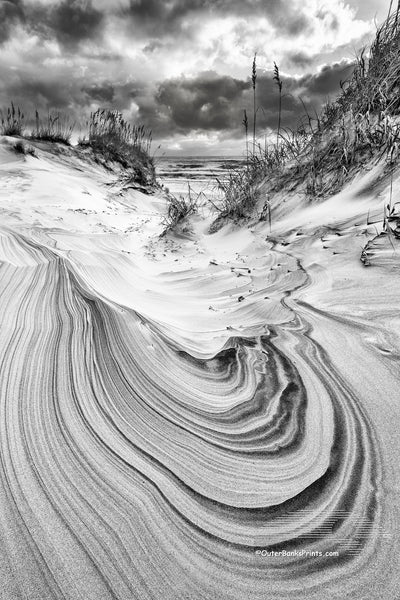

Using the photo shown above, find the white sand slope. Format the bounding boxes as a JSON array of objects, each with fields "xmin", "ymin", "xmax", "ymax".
[{"xmin": 0, "ymin": 137, "xmax": 400, "ymax": 599}]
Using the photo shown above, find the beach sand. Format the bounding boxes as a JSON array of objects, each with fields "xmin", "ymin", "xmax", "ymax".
[{"xmin": 0, "ymin": 136, "xmax": 399, "ymax": 599}]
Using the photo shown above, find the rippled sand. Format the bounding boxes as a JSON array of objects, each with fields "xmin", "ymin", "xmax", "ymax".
[{"xmin": 1, "ymin": 139, "xmax": 399, "ymax": 599}]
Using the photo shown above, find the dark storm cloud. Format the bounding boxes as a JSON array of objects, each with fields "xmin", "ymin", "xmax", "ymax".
[
  {"xmin": 45, "ymin": 0, "xmax": 105, "ymax": 47},
  {"xmin": 0, "ymin": 0, "xmax": 25, "ymax": 43},
  {"xmin": 253, "ymin": 61, "xmax": 356, "ymax": 131},
  {"xmin": 1, "ymin": 66, "xmax": 141, "ymax": 115},
  {"xmin": 2, "ymin": 0, "xmax": 105, "ymax": 49},
  {"xmin": 149, "ymin": 61, "xmax": 356, "ymax": 137},
  {"xmin": 0, "ymin": 0, "xmax": 358, "ymax": 145},
  {"xmin": 287, "ymin": 51, "xmax": 314, "ymax": 69},
  {"xmin": 299, "ymin": 60, "xmax": 355, "ymax": 96},
  {"xmin": 82, "ymin": 82, "xmax": 115, "ymax": 103},
  {"xmin": 122, "ymin": 0, "xmax": 311, "ymax": 37},
  {"xmin": 1, "ymin": 0, "xmax": 310, "ymax": 47},
  {"xmin": 285, "ymin": 13, "xmax": 310, "ymax": 36},
  {"xmin": 39, "ymin": 0, "xmax": 104, "ymax": 48},
  {"xmin": 154, "ymin": 72, "xmax": 250, "ymax": 133},
  {"xmin": 0, "ymin": 50, "xmax": 356, "ymax": 141},
  {"xmin": 4, "ymin": 75, "xmax": 84, "ymax": 112}
]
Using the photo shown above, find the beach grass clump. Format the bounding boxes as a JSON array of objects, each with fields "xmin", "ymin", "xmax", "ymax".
[
  {"xmin": 30, "ymin": 110, "xmax": 74, "ymax": 145},
  {"xmin": 0, "ymin": 103, "xmax": 25, "ymax": 136},
  {"xmin": 81, "ymin": 109, "xmax": 155, "ymax": 185},
  {"xmin": 162, "ymin": 186, "xmax": 199, "ymax": 234},
  {"xmin": 213, "ymin": 168, "xmax": 259, "ymax": 219},
  {"xmin": 12, "ymin": 140, "xmax": 26, "ymax": 154},
  {"xmin": 12, "ymin": 140, "xmax": 37, "ymax": 157},
  {"xmin": 211, "ymin": 130, "xmax": 303, "ymax": 222},
  {"xmin": 87, "ymin": 109, "xmax": 152, "ymax": 155}
]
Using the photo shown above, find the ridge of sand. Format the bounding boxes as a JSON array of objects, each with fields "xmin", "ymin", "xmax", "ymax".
[{"xmin": 0, "ymin": 137, "xmax": 399, "ymax": 599}]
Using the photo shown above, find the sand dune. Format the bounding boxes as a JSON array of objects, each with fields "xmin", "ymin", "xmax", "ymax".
[{"xmin": 1, "ymin": 138, "xmax": 399, "ymax": 599}]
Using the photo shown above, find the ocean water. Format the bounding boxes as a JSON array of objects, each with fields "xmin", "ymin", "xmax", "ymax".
[{"xmin": 155, "ymin": 156, "xmax": 245, "ymax": 201}]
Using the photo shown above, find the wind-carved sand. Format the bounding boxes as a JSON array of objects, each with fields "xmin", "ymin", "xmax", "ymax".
[{"xmin": 0, "ymin": 137, "xmax": 400, "ymax": 599}]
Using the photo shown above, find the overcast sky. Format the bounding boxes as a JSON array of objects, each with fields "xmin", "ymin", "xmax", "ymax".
[{"xmin": 0, "ymin": 0, "xmax": 391, "ymax": 155}]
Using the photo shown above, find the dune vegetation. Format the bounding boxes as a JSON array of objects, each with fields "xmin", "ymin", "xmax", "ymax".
[
  {"xmin": 160, "ymin": 185, "xmax": 201, "ymax": 234},
  {"xmin": 0, "ymin": 105, "xmax": 156, "ymax": 187},
  {"xmin": 214, "ymin": 4, "xmax": 400, "ymax": 222},
  {"xmin": 79, "ymin": 109, "xmax": 156, "ymax": 186},
  {"xmin": 31, "ymin": 110, "xmax": 75, "ymax": 145}
]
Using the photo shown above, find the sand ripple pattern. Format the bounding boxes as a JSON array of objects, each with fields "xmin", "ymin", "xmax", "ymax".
[{"xmin": 0, "ymin": 226, "xmax": 382, "ymax": 599}]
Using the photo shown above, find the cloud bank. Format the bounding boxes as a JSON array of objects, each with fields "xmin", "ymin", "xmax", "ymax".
[{"xmin": 0, "ymin": 0, "xmax": 382, "ymax": 153}]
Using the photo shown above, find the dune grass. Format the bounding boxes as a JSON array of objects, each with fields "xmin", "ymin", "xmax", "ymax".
[
  {"xmin": 213, "ymin": 170, "xmax": 259, "ymax": 219},
  {"xmin": 161, "ymin": 185, "xmax": 200, "ymax": 234},
  {"xmin": 30, "ymin": 110, "xmax": 74, "ymax": 145},
  {"xmin": 86, "ymin": 109, "xmax": 152, "ymax": 155},
  {"xmin": 0, "ymin": 103, "xmax": 25, "ymax": 136},
  {"xmin": 1, "ymin": 105, "xmax": 74, "ymax": 145},
  {"xmin": 80, "ymin": 109, "xmax": 155, "ymax": 185},
  {"xmin": 0, "ymin": 103, "xmax": 156, "ymax": 188},
  {"xmin": 215, "ymin": 3, "xmax": 400, "ymax": 222}
]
